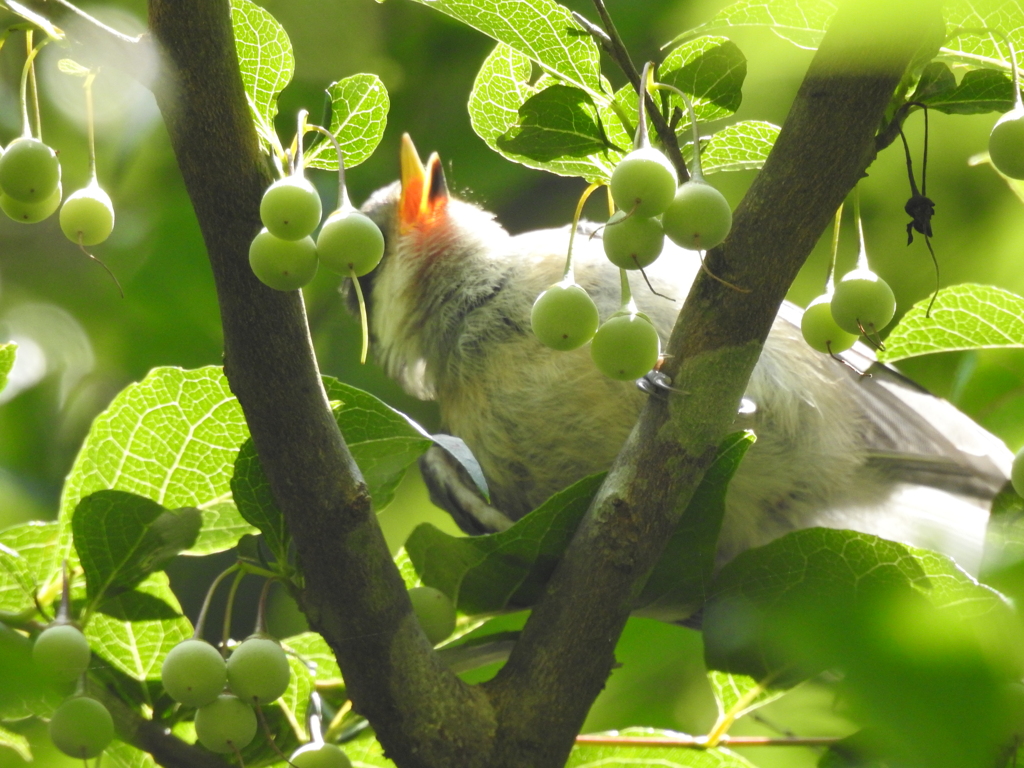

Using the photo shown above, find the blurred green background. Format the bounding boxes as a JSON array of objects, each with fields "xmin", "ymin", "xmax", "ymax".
[{"xmin": 0, "ymin": 0, "xmax": 1022, "ymax": 765}]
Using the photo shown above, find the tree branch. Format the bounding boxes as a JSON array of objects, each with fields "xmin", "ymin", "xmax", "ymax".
[
  {"xmin": 143, "ymin": 2, "xmax": 494, "ymax": 767},
  {"xmin": 483, "ymin": 0, "xmax": 942, "ymax": 765}
]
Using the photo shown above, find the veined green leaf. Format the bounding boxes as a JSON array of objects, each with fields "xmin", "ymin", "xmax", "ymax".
[
  {"xmin": 687, "ymin": 120, "xmax": 781, "ymax": 174},
  {"xmin": 84, "ymin": 572, "xmax": 191, "ymax": 682},
  {"xmin": 58, "ymin": 366, "xmax": 258, "ymax": 569},
  {"xmin": 879, "ymin": 283, "xmax": 1024, "ymax": 362},
  {"xmin": 670, "ymin": 0, "xmax": 837, "ymax": 50},
  {"xmin": 0, "ymin": 521, "xmax": 59, "ymax": 614},
  {"xmin": 940, "ymin": 5, "xmax": 1024, "ymax": 72},
  {"xmin": 497, "ymin": 84, "xmax": 615, "ymax": 162},
  {"xmin": 284, "ymin": 631, "xmax": 342, "ymax": 685},
  {"xmin": 405, "ymin": 0, "xmax": 602, "ymax": 96},
  {"xmin": 231, "ymin": 0, "xmax": 294, "ymax": 152},
  {"xmin": 304, "ymin": 74, "xmax": 389, "ymax": 170},
  {"xmin": 470, "ymin": 43, "xmax": 620, "ymax": 182},
  {"xmin": 707, "ymin": 670, "xmax": 787, "ymax": 723},
  {"xmin": 913, "ymin": 62, "xmax": 1017, "ymax": 114},
  {"xmin": 0, "ymin": 343, "xmax": 15, "ymax": 395},
  {"xmin": 0, "ymin": 724, "xmax": 29, "ymax": 762},
  {"xmin": 105, "ymin": 740, "xmax": 159, "ymax": 768},
  {"xmin": 73, "ymin": 490, "xmax": 200, "ymax": 607},
  {"xmin": 660, "ymin": 36, "xmax": 747, "ymax": 125}
]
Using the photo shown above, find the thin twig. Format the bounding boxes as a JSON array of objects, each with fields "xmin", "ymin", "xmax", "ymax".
[{"xmin": 586, "ymin": 0, "xmax": 689, "ymax": 182}]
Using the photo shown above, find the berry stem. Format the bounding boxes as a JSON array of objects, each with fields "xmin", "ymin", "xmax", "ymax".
[
  {"xmin": 349, "ymin": 265, "xmax": 369, "ymax": 364},
  {"xmin": 221, "ymin": 569, "xmax": 246, "ymax": 655},
  {"xmin": 83, "ymin": 70, "xmax": 98, "ymax": 183},
  {"xmin": 853, "ymin": 186, "xmax": 869, "ymax": 272},
  {"xmin": 304, "ymin": 122, "xmax": 349, "ymax": 212},
  {"xmin": 618, "ymin": 267, "xmax": 636, "ymax": 313},
  {"xmin": 306, "ymin": 692, "xmax": 326, "ymax": 747},
  {"xmin": 650, "ymin": 82, "xmax": 703, "ymax": 181},
  {"xmin": 633, "ymin": 62, "xmax": 653, "ymax": 150},
  {"xmin": 19, "ymin": 33, "xmax": 47, "ymax": 139},
  {"xmin": 26, "ymin": 33, "xmax": 41, "ymax": 141},
  {"xmin": 563, "ymin": 182, "xmax": 602, "ymax": 281},
  {"xmin": 194, "ymin": 564, "xmax": 240, "ymax": 641},
  {"xmin": 56, "ymin": 560, "xmax": 71, "ymax": 624},
  {"xmin": 825, "ymin": 202, "xmax": 844, "ymax": 294},
  {"xmin": 296, "ymin": 109, "xmax": 306, "ymax": 173},
  {"xmin": 254, "ymin": 577, "xmax": 274, "ymax": 635}
]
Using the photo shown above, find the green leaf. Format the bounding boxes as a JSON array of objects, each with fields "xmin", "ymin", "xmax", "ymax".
[
  {"xmin": 497, "ymin": 85, "xmax": 615, "ymax": 162},
  {"xmin": 305, "ymin": 74, "xmax": 390, "ymax": 170},
  {"xmin": 981, "ymin": 484, "xmax": 1024, "ymax": 579},
  {"xmin": 914, "ymin": 62, "xmax": 1017, "ymax": 115},
  {"xmin": 0, "ymin": 723, "xmax": 30, "ymax": 762},
  {"xmin": 940, "ymin": 6, "xmax": 1024, "ymax": 72},
  {"xmin": 84, "ymin": 572, "xmax": 192, "ymax": 682},
  {"xmin": 394, "ymin": 547, "xmax": 422, "ymax": 590},
  {"xmin": 406, "ymin": 473, "xmax": 605, "ymax": 614},
  {"xmin": 278, "ymin": 655, "xmax": 315, "ymax": 742},
  {"xmin": 105, "ymin": 740, "xmax": 159, "ymax": 768},
  {"xmin": 0, "ymin": 342, "xmax": 15, "ymax": 395},
  {"xmin": 671, "ymin": 0, "xmax": 837, "ymax": 50},
  {"xmin": 703, "ymin": 527, "xmax": 1016, "ymax": 682},
  {"xmin": 232, "ymin": 378, "xmax": 433, "ymax": 560},
  {"xmin": 230, "ymin": 0, "xmax": 294, "ymax": 152},
  {"xmin": 0, "ymin": 521, "xmax": 59, "ymax": 613},
  {"xmin": 568, "ymin": 729, "xmax": 757, "ymax": 767},
  {"xmin": 693, "ymin": 120, "xmax": 781, "ymax": 174},
  {"xmin": 73, "ymin": 490, "xmax": 200, "ymax": 608},
  {"xmin": 59, "ymin": 366, "xmax": 259, "ymax": 565},
  {"xmin": 660, "ymin": 36, "xmax": 747, "ymax": 125},
  {"xmin": 405, "ymin": 0, "xmax": 602, "ymax": 96},
  {"xmin": 284, "ymin": 631, "xmax": 342, "ymax": 685},
  {"xmin": 340, "ymin": 728, "xmax": 396, "ymax": 767},
  {"xmin": 635, "ymin": 432, "xmax": 755, "ymax": 621},
  {"xmin": 707, "ymin": 670, "xmax": 786, "ymax": 722},
  {"xmin": 879, "ymin": 283, "xmax": 1024, "ymax": 362},
  {"xmin": 470, "ymin": 44, "xmax": 620, "ymax": 181}
]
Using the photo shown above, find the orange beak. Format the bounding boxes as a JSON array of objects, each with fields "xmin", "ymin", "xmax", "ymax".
[{"xmin": 399, "ymin": 133, "xmax": 449, "ymax": 234}]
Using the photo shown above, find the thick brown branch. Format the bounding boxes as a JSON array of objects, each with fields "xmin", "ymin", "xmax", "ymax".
[
  {"xmin": 484, "ymin": 0, "xmax": 942, "ymax": 766},
  {"xmin": 144, "ymin": 2, "xmax": 494, "ymax": 767}
]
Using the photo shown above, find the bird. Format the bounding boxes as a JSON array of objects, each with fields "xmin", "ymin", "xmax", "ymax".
[{"xmin": 349, "ymin": 134, "xmax": 1011, "ymax": 579}]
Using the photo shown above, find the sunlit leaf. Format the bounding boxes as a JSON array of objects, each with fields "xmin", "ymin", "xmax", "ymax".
[
  {"xmin": 913, "ymin": 62, "xmax": 1017, "ymax": 115},
  {"xmin": 497, "ymin": 85, "xmax": 615, "ymax": 161},
  {"xmin": 284, "ymin": 631, "xmax": 342, "ymax": 685},
  {"xmin": 707, "ymin": 670, "xmax": 786, "ymax": 722},
  {"xmin": 230, "ymin": 0, "xmax": 294, "ymax": 151},
  {"xmin": 73, "ymin": 490, "xmax": 200, "ymax": 607},
  {"xmin": 405, "ymin": 0, "xmax": 602, "ymax": 96},
  {"xmin": 691, "ymin": 120, "xmax": 781, "ymax": 174},
  {"xmin": 84, "ymin": 572, "xmax": 191, "ymax": 682},
  {"xmin": 0, "ymin": 723, "xmax": 29, "ymax": 762},
  {"xmin": 105, "ymin": 740, "xmax": 159, "ymax": 768},
  {"xmin": 0, "ymin": 521, "xmax": 58, "ymax": 613},
  {"xmin": 304, "ymin": 74, "xmax": 390, "ymax": 171},
  {"xmin": 879, "ymin": 283, "xmax": 1024, "ymax": 362},
  {"xmin": 940, "ymin": 5, "xmax": 1024, "ymax": 72},
  {"xmin": 660, "ymin": 36, "xmax": 747, "ymax": 125},
  {"xmin": 670, "ymin": 0, "xmax": 837, "ymax": 50},
  {"xmin": 59, "ymin": 366, "xmax": 258, "ymax": 566}
]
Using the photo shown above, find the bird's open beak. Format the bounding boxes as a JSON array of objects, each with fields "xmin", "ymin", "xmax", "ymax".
[{"xmin": 399, "ymin": 133, "xmax": 449, "ymax": 233}]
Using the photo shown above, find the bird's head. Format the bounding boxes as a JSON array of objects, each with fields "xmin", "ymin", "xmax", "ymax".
[{"xmin": 351, "ymin": 135, "xmax": 512, "ymax": 397}]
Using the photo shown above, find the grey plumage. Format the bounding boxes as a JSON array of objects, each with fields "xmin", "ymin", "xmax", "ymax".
[{"xmin": 355, "ymin": 183, "xmax": 1010, "ymax": 576}]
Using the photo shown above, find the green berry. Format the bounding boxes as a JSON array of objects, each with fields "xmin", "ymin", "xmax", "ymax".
[
  {"xmin": 1011, "ymin": 446, "xmax": 1024, "ymax": 497},
  {"xmin": 249, "ymin": 229, "xmax": 319, "ymax": 291},
  {"xmin": 610, "ymin": 147, "xmax": 678, "ymax": 217},
  {"xmin": 60, "ymin": 184, "xmax": 115, "ymax": 246},
  {"xmin": 1, "ymin": 182, "xmax": 61, "ymax": 223},
  {"xmin": 290, "ymin": 743, "xmax": 353, "ymax": 768},
  {"xmin": 662, "ymin": 180, "xmax": 732, "ymax": 251},
  {"xmin": 800, "ymin": 294, "xmax": 858, "ymax": 354},
  {"xmin": 602, "ymin": 211, "xmax": 664, "ymax": 270},
  {"xmin": 33, "ymin": 624, "xmax": 91, "ymax": 682},
  {"xmin": 226, "ymin": 636, "xmax": 290, "ymax": 704},
  {"xmin": 0, "ymin": 138, "xmax": 60, "ymax": 203},
  {"xmin": 830, "ymin": 269, "xmax": 896, "ymax": 336},
  {"xmin": 49, "ymin": 696, "xmax": 114, "ymax": 759},
  {"xmin": 531, "ymin": 281, "xmax": 600, "ymax": 351},
  {"xmin": 408, "ymin": 586, "xmax": 457, "ymax": 645},
  {"xmin": 590, "ymin": 312, "xmax": 661, "ymax": 380},
  {"xmin": 316, "ymin": 209, "xmax": 385, "ymax": 276},
  {"xmin": 260, "ymin": 175, "xmax": 323, "ymax": 241},
  {"xmin": 989, "ymin": 106, "xmax": 1024, "ymax": 180},
  {"xmin": 161, "ymin": 639, "xmax": 227, "ymax": 708},
  {"xmin": 194, "ymin": 695, "xmax": 257, "ymax": 753}
]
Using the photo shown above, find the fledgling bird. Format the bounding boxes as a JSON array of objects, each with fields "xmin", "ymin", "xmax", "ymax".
[{"xmin": 350, "ymin": 135, "xmax": 1011, "ymax": 576}]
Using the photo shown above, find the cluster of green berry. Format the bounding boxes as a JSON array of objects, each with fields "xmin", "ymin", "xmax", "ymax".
[
  {"xmin": 531, "ymin": 69, "xmax": 734, "ymax": 381},
  {"xmin": 30, "ymin": 621, "xmax": 115, "ymax": 760},
  {"xmin": 249, "ymin": 168, "xmax": 384, "ymax": 292},
  {"xmin": 0, "ymin": 135, "xmax": 115, "ymax": 245},
  {"xmin": 800, "ymin": 266, "xmax": 897, "ymax": 356}
]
